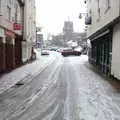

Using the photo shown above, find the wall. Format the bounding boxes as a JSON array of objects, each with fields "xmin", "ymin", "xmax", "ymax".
[
  {"xmin": 111, "ymin": 22, "xmax": 120, "ymax": 79},
  {"xmin": 22, "ymin": 41, "xmax": 32, "ymax": 62},
  {"xmin": 0, "ymin": 0, "xmax": 23, "ymax": 35},
  {"xmin": 24, "ymin": 0, "xmax": 36, "ymax": 42},
  {"xmin": 87, "ymin": 0, "xmax": 120, "ymax": 37},
  {"xmin": 22, "ymin": 0, "xmax": 36, "ymax": 62}
]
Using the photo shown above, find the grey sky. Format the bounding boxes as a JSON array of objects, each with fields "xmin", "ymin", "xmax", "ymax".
[{"xmin": 35, "ymin": 0, "xmax": 86, "ymax": 39}]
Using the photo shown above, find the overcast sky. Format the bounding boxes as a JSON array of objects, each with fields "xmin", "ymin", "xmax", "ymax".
[{"xmin": 35, "ymin": 0, "xmax": 86, "ymax": 39}]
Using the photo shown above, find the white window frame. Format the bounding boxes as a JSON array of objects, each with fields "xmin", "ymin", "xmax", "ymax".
[
  {"xmin": 7, "ymin": 0, "xmax": 12, "ymax": 8},
  {"xmin": 15, "ymin": 3, "xmax": 18, "ymax": 22},
  {"xmin": 105, "ymin": 0, "xmax": 111, "ymax": 13},
  {"xmin": 0, "ymin": 0, "xmax": 1, "ymax": 15},
  {"xmin": 97, "ymin": 0, "xmax": 100, "ymax": 19},
  {"xmin": 7, "ymin": 6, "xmax": 11, "ymax": 21}
]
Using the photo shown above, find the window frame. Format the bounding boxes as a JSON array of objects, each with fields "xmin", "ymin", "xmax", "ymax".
[
  {"xmin": 7, "ymin": 6, "xmax": 11, "ymax": 21},
  {"xmin": 105, "ymin": 0, "xmax": 111, "ymax": 13},
  {"xmin": 7, "ymin": 0, "xmax": 12, "ymax": 21}
]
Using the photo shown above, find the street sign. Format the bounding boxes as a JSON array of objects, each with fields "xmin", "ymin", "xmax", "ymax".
[{"xmin": 13, "ymin": 23, "xmax": 23, "ymax": 30}]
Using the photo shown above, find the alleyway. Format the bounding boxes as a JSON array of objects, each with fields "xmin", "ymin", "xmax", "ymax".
[{"xmin": 0, "ymin": 52, "xmax": 120, "ymax": 120}]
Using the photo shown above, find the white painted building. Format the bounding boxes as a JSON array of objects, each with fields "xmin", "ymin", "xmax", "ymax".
[
  {"xmin": 86, "ymin": 0, "xmax": 120, "ymax": 79},
  {"xmin": 22, "ymin": 0, "xmax": 36, "ymax": 62},
  {"xmin": 0, "ymin": 0, "xmax": 24, "ymax": 72},
  {"xmin": 86, "ymin": 0, "xmax": 120, "ymax": 37}
]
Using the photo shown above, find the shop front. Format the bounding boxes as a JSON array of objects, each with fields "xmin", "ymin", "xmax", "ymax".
[
  {"xmin": 15, "ymin": 35, "xmax": 22, "ymax": 67},
  {"xmin": 0, "ymin": 27, "xmax": 5, "ymax": 73},
  {"xmin": 5, "ymin": 30, "xmax": 15, "ymax": 71},
  {"xmin": 89, "ymin": 29, "xmax": 112, "ymax": 75}
]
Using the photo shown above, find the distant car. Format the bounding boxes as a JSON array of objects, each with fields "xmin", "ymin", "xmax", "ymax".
[
  {"xmin": 41, "ymin": 50, "xmax": 49, "ymax": 55},
  {"xmin": 56, "ymin": 48, "xmax": 63, "ymax": 52},
  {"xmin": 61, "ymin": 48, "xmax": 81, "ymax": 56}
]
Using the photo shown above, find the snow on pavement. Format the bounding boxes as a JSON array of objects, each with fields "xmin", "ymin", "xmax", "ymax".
[{"xmin": 0, "ymin": 50, "xmax": 57, "ymax": 94}]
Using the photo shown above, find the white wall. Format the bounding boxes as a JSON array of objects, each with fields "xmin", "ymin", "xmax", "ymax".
[
  {"xmin": 22, "ymin": 0, "xmax": 36, "ymax": 62},
  {"xmin": 22, "ymin": 41, "xmax": 33, "ymax": 62},
  {"xmin": 24, "ymin": 0, "xmax": 36, "ymax": 42},
  {"xmin": 87, "ymin": 0, "xmax": 120, "ymax": 37},
  {"xmin": 111, "ymin": 23, "xmax": 120, "ymax": 79}
]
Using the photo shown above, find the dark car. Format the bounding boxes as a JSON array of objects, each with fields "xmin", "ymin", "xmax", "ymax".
[{"xmin": 61, "ymin": 48, "xmax": 81, "ymax": 56}]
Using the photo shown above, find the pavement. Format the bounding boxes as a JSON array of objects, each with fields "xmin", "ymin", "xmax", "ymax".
[{"xmin": 0, "ymin": 49, "xmax": 56, "ymax": 94}]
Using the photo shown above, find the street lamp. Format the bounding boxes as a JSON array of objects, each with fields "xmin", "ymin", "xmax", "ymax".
[
  {"xmin": 78, "ymin": 12, "xmax": 92, "ymax": 25},
  {"xmin": 78, "ymin": 13, "xmax": 88, "ymax": 19}
]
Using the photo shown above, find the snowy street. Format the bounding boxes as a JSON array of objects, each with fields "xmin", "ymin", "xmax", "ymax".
[{"xmin": 0, "ymin": 51, "xmax": 120, "ymax": 120}]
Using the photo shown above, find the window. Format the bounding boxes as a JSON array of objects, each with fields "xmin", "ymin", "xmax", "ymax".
[
  {"xmin": 0, "ymin": 0, "xmax": 1, "ymax": 14},
  {"xmin": 106, "ymin": 0, "xmax": 110, "ymax": 9},
  {"xmin": 105, "ymin": 0, "xmax": 111, "ymax": 13},
  {"xmin": 7, "ymin": 0, "xmax": 12, "ymax": 21},
  {"xmin": 15, "ymin": 4, "xmax": 18, "ymax": 22},
  {"xmin": 7, "ymin": 0, "xmax": 12, "ymax": 8},
  {"xmin": 97, "ymin": 0, "xmax": 100, "ymax": 21},
  {"xmin": 98, "ymin": 0, "xmax": 100, "ymax": 15},
  {"xmin": 7, "ymin": 6, "xmax": 11, "ymax": 21}
]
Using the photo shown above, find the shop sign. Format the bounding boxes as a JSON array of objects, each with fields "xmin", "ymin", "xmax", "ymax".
[
  {"xmin": 5, "ymin": 30, "xmax": 14, "ymax": 37},
  {"xmin": 13, "ymin": 23, "xmax": 23, "ymax": 30},
  {"xmin": 0, "ymin": 27, "xmax": 4, "ymax": 37}
]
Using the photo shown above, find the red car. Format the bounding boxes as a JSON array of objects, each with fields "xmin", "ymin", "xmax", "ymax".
[{"xmin": 61, "ymin": 48, "xmax": 82, "ymax": 56}]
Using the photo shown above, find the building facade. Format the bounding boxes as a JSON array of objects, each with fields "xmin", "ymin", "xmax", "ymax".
[
  {"xmin": 36, "ymin": 33, "xmax": 43, "ymax": 48},
  {"xmin": 86, "ymin": 0, "xmax": 120, "ymax": 79},
  {"xmin": 0, "ymin": 0, "xmax": 24, "ymax": 73},
  {"xmin": 22, "ymin": 0, "xmax": 36, "ymax": 62},
  {"xmin": 63, "ymin": 21, "xmax": 74, "ymax": 34},
  {"xmin": 63, "ymin": 21, "xmax": 74, "ymax": 42}
]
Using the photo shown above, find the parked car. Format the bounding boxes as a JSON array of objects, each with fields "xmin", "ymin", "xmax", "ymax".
[
  {"xmin": 41, "ymin": 50, "xmax": 49, "ymax": 55},
  {"xmin": 61, "ymin": 48, "xmax": 81, "ymax": 56},
  {"xmin": 56, "ymin": 48, "xmax": 63, "ymax": 52}
]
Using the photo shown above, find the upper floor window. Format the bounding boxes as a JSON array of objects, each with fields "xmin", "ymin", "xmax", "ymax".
[
  {"xmin": 97, "ymin": 0, "xmax": 100, "ymax": 18},
  {"xmin": 15, "ymin": 3, "xmax": 18, "ymax": 22},
  {"xmin": 106, "ymin": 0, "xmax": 110, "ymax": 9},
  {"xmin": 7, "ymin": 0, "xmax": 12, "ymax": 8},
  {"xmin": 0, "ymin": 0, "xmax": 1, "ymax": 14},
  {"xmin": 7, "ymin": 0, "xmax": 12, "ymax": 21},
  {"xmin": 7, "ymin": 6, "xmax": 11, "ymax": 21},
  {"xmin": 105, "ymin": 0, "xmax": 111, "ymax": 13}
]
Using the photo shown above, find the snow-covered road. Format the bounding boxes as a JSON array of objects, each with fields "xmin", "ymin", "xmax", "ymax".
[{"xmin": 0, "ymin": 52, "xmax": 120, "ymax": 120}]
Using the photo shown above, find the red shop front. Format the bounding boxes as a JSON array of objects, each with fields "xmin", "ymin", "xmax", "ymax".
[{"xmin": 5, "ymin": 30, "xmax": 15, "ymax": 71}]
